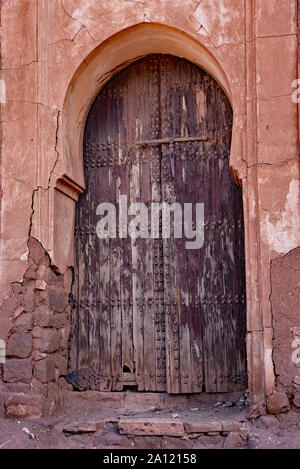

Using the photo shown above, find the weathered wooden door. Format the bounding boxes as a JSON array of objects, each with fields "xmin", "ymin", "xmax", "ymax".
[{"xmin": 68, "ymin": 55, "xmax": 247, "ymax": 394}]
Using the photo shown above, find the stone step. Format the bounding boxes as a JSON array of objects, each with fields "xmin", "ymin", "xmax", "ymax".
[
  {"xmin": 118, "ymin": 416, "xmax": 244, "ymax": 437},
  {"xmin": 118, "ymin": 418, "xmax": 185, "ymax": 437}
]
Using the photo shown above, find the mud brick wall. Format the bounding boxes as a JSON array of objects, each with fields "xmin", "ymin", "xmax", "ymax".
[
  {"xmin": 0, "ymin": 238, "xmax": 71, "ymax": 415},
  {"xmin": 271, "ymin": 247, "xmax": 300, "ymax": 409}
]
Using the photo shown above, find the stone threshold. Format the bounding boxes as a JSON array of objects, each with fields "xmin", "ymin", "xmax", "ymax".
[
  {"xmin": 118, "ymin": 416, "xmax": 244, "ymax": 437},
  {"xmin": 62, "ymin": 415, "xmax": 245, "ymax": 438}
]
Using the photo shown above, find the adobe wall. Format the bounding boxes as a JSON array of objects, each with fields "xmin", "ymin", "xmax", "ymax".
[{"xmin": 0, "ymin": 0, "xmax": 299, "ymax": 417}]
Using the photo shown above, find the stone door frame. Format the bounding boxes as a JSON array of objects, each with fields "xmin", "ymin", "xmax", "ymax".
[{"xmin": 38, "ymin": 23, "xmax": 274, "ymax": 416}]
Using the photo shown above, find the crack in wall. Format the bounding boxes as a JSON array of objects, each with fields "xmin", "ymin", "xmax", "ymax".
[
  {"xmin": 0, "ymin": 60, "xmax": 39, "ymax": 71},
  {"xmin": 61, "ymin": 0, "xmax": 97, "ymax": 42},
  {"xmin": 28, "ymin": 110, "xmax": 60, "ymax": 243},
  {"xmin": 242, "ymin": 155, "xmax": 300, "ymax": 170},
  {"xmin": 247, "ymin": 93, "xmax": 294, "ymax": 103},
  {"xmin": 49, "ymin": 25, "xmax": 85, "ymax": 47},
  {"xmin": 5, "ymin": 100, "xmax": 59, "ymax": 112},
  {"xmin": 0, "ymin": 176, "xmax": 34, "ymax": 190}
]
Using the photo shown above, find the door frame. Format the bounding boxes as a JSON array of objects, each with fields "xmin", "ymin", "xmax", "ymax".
[{"xmin": 45, "ymin": 23, "xmax": 271, "ymax": 416}]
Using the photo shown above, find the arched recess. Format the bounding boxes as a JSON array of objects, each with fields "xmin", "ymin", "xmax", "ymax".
[
  {"xmin": 48, "ymin": 22, "xmax": 266, "ymax": 413},
  {"xmin": 68, "ymin": 53, "xmax": 247, "ymax": 395}
]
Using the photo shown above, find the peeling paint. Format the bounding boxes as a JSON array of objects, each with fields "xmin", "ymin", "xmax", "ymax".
[
  {"xmin": 0, "ymin": 79, "xmax": 6, "ymax": 104},
  {"xmin": 250, "ymin": 198, "xmax": 256, "ymax": 219},
  {"xmin": 261, "ymin": 180, "xmax": 300, "ymax": 254},
  {"xmin": 20, "ymin": 249, "xmax": 29, "ymax": 261}
]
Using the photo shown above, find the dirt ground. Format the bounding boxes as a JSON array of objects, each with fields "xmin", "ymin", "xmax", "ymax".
[{"xmin": 0, "ymin": 391, "xmax": 299, "ymax": 449}]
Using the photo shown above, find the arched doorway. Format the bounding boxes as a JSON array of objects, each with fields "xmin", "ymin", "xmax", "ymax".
[{"xmin": 67, "ymin": 54, "xmax": 247, "ymax": 394}]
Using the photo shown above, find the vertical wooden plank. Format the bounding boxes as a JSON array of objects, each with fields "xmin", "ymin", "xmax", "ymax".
[
  {"xmin": 109, "ymin": 167, "xmax": 122, "ymax": 391},
  {"xmin": 120, "ymin": 163, "xmax": 135, "ymax": 379},
  {"xmin": 152, "ymin": 150, "xmax": 167, "ymax": 392},
  {"xmin": 144, "ymin": 56, "xmax": 164, "ymax": 391},
  {"xmin": 97, "ymin": 164, "xmax": 112, "ymax": 391},
  {"xmin": 70, "ymin": 184, "xmax": 90, "ymax": 372},
  {"xmin": 159, "ymin": 55, "xmax": 181, "ymax": 394},
  {"xmin": 130, "ymin": 162, "xmax": 144, "ymax": 390},
  {"xmin": 140, "ymin": 159, "xmax": 156, "ymax": 391}
]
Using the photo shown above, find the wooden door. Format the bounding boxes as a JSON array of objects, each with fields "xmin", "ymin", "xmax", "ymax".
[{"xmin": 67, "ymin": 54, "xmax": 247, "ymax": 394}]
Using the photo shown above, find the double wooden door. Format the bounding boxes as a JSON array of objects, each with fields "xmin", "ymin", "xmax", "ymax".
[{"xmin": 68, "ymin": 55, "xmax": 247, "ymax": 394}]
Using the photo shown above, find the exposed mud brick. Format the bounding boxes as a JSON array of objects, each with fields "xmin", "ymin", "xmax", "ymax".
[
  {"xmin": 35, "ymin": 280, "xmax": 47, "ymax": 291},
  {"xmin": 60, "ymin": 326, "xmax": 70, "ymax": 350},
  {"xmin": 39, "ymin": 329, "xmax": 60, "ymax": 353},
  {"xmin": 37, "ymin": 264, "xmax": 47, "ymax": 279},
  {"xmin": 4, "ymin": 393, "xmax": 43, "ymax": 418},
  {"xmin": 267, "ymin": 391, "xmax": 290, "ymax": 414},
  {"xmin": 32, "ymin": 350, "xmax": 47, "ymax": 362},
  {"xmin": 24, "ymin": 264, "xmax": 39, "ymax": 280},
  {"xmin": 224, "ymin": 432, "xmax": 245, "ymax": 449},
  {"xmin": 22, "ymin": 290, "xmax": 35, "ymax": 312},
  {"xmin": 44, "ymin": 270, "xmax": 64, "ymax": 286},
  {"xmin": 47, "ymin": 287, "xmax": 68, "ymax": 313},
  {"xmin": 32, "ymin": 326, "xmax": 42, "ymax": 338},
  {"xmin": 13, "ymin": 306, "xmax": 25, "ymax": 319},
  {"xmin": 35, "ymin": 290, "xmax": 47, "ymax": 304},
  {"xmin": 7, "ymin": 332, "xmax": 32, "ymax": 358},
  {"xmin": 184, "ymin": 420, "xmax": 223, "ymax": 433},
  {"xmin": 28, "ymin": 238, "xmax": 48, "ymax": 265},
  {"xmin": 54, "ymin": 314, "xmax": 68, "ymax": 328},
  {"xmin": 7, "ymin": 383, "xmax": 31, "ymax": 393},
  {"xmin": 119, "ymin": 418, "xmax": 185, "ymax": 437},
  {"xmin": 34, "ymin": 308, "xmax": 67, "ymax": 328},
  {"xmin": 13, "ymin": 313, "xmax": 33, "ymax": 333},
  {"xmin": 0, "ymin": 295, "xmax": 20, "ymax": 316},
  {"xmin": 3, "ymin": 358, "xmax": 32, "ymax": 383},
  {"xmin": 34, "ymin": 356, "xmax": 56, "ymax": 383},
  {"xmin": 30, "ymin": 378, "xmax": 48, "ymax": 397},
  {"xmin": 55, "ymin": 354, "xmax": 67, "ymax": 376},
  {"xmin": 271, "ymin": 248, "xmax": 300, "ymax": 393},
  {"xmin": 293, "ymin": 396, "xmax": 300, "ymax": 408},
  {"xmin": 11, "ymin": 283, "xmax": 24, "ymax": 295}
]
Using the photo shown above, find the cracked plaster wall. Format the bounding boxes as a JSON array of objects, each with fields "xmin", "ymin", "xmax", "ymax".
[{"xmin": 0, "ymin": 0, "xmax": 298, "ymax": 415}]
